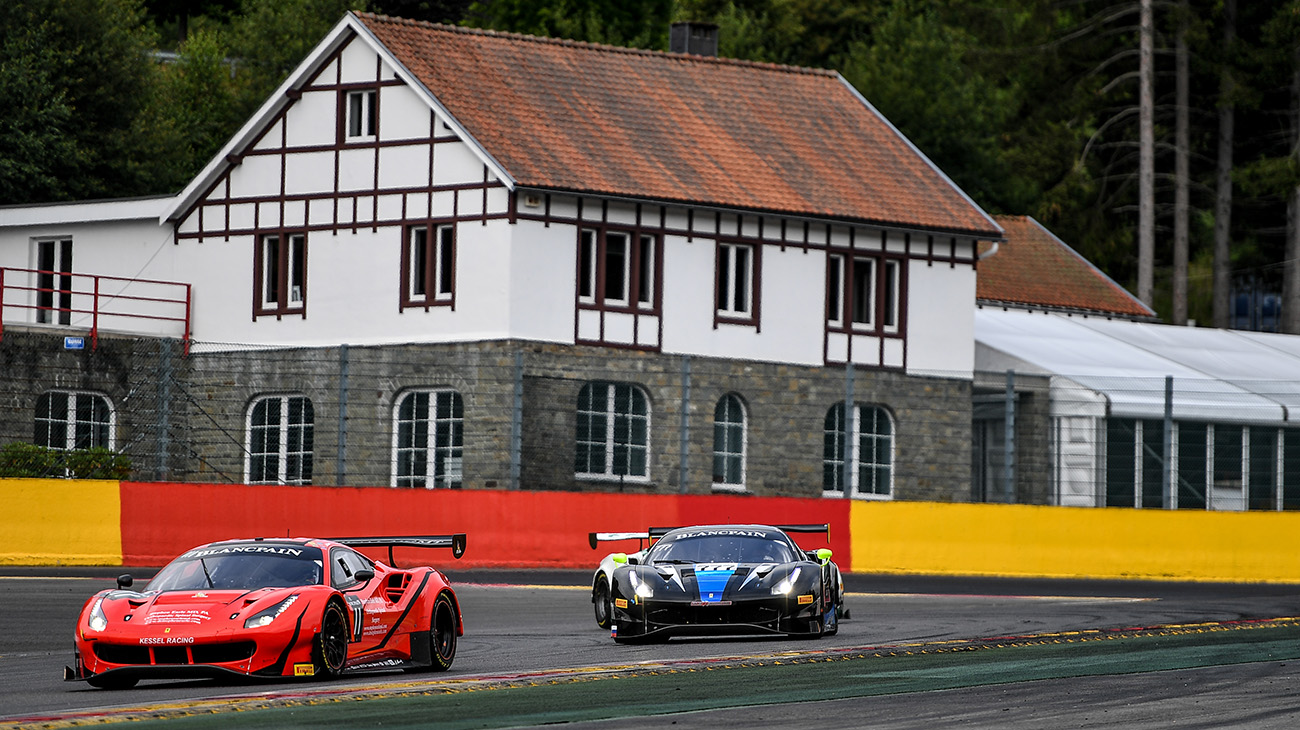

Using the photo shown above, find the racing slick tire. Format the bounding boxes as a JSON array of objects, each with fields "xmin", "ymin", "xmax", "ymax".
[
  {"xmin": 427, "ymin": 591, "xmax": 458, "ymax": 671},
  {"xmin": 313, "ymin": 599, "xmax": 350, "ymax": 678},
  {"xmin": 592, "ymin": 576, "xmax": 613, "ymax": 629},
  {"xmin": 86, "ymin": 673, "xmax": 139, "ymax": 690}
]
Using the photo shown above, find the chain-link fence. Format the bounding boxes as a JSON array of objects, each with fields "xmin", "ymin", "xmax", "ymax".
[{"xmin": 5, "ymin": 327, "xmax": 1299, "ymax": 510}]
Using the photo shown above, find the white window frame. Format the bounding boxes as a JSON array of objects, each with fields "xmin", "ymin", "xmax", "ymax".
[
  {"xmin": 712, "ymin": 393, "xmax": 748, "ymax": 491},
  {"xmin": 827, "ymin": 254, "xmax": 844, "ymax": 326},
  {"xmin": 850, "ymin": 256, "xmax": 875, "ymax": 329},
  {"xmin": 33, "ymin": 237, "xmax": 73, "ymax": 325},
  {"xmin": 407, "ymin": 224, "xmax": 455, "ymax": 304},
  {"xmin": 577, "ymin": 229, "xmax": 658, "ymax": 311},
  {"xmin": 392, "ymin": 388, "xmax": 464, "ymax": 488},
  {"xmin": 345, "ymin": 89, "xmax": 377, "ymax": 141},
  {"xmin": 35, "ymin": 390, "xmax": 114, "ymax": 450},
  {"xmin": 716, "ymin": 243, "xmax": 754, "ymax": 318},
  {"xmin": 603, "ymin": 231, "xmax": 631, "ymax": 307},
  {"xmin": 823, "ymin": 402, "xmax": 894, "ymax": 499},
  {"xmin": 578, "ymin": 229, "xmax": 597, "ymax": 303},
  {"xmin": 245, "ymin": 394, "xmax": 314, "ymax": 485},
  {"xmin": 575, "ymin": 382, "xmax": 650, "ymax": 481},
  {"xmin": 258, "ymin": 233, "xmax": 306, "ymax": 312}
]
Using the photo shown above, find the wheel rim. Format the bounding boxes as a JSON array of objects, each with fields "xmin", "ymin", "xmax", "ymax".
[
  {"xmin": 321, "ymin": 604, "xmax": 348, "ymax": 671},
  {"xmin": 433, "ymin": 598, "xmax": 456, "ymax": 661}
]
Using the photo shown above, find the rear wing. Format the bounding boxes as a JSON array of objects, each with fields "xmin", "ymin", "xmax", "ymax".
[
  {"xmin": 588, "ymin": 531, "xmax": 654, "ymax": 550},
  {"xmin": 776, "ymin": 524, "xmax": 831, "ymax": 538},
  {"xmin": 337, "ymin": 534, "xmax": 467, "ymax": 564},
  {"xmin": 590, "ymin": 523, "xmax": 829, "ymax": 550}
]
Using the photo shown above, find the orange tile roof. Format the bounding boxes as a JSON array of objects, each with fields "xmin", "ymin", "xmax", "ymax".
[
  {"xmin": 356, "ymin": 13, "xmax": 1000, "ymax": 237},
  {"xmin": 977, "ymin": 216, "xmax": 1154, "ymax": 318}
]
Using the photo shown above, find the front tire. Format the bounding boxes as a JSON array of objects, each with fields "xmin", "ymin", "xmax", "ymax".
[
  {"xmin": 593, "ymin": 576, "xmax": 612, "ymax": 629},
  {"xmin": 313, "ymin": 600, "xmax": 349, "ymax": 678}
]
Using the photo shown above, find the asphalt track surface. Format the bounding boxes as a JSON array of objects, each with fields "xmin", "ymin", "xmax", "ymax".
[{"xmin": 4, "ymin": 569, "xmax": 1300, "ymax": 728}]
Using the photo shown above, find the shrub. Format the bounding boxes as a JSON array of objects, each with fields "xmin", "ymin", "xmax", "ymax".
[{"xmin": 0, "ymin": 442, "xmax": 132, "ymax": 479}]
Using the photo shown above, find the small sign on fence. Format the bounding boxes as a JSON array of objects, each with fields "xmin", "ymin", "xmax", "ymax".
[{"xmin": 63, "ymin": 336, "xmax": 85, "ymax": 350}]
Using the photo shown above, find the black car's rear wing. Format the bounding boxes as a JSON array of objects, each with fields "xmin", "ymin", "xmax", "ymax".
[
  {"xmin": 588, "ymin": 531, "xmax": 656, "ymax": 550},
  {"xmin": 775, "ymin": 524, "xmax": 831, "ymax": 538},
  {"xmin": 591, "ymin": 523, "xmax": 830, "ymax": 550},
  {"xmin": 337, "ymin": 534, "xmax": 467, "ymax": 564}
]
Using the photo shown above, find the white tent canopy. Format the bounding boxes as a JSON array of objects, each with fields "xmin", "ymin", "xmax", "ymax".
[{"xmin": 975, "ymin": 308, "xmax": 1300, "ymax": 425}]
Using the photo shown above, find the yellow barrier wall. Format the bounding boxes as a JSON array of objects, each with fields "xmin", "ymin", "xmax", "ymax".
[
  {"xmin": 0, "ymin": 478, "xmax": 122, "ymax": 565},
  {"xmin": 851, "ymin": 500, "xmax": 1300, "ymax": 582}
]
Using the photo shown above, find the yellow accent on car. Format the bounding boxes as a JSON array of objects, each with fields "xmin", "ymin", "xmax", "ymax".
[
  {"xmin": 797, "ymin": 594, "xmax": 814, "ymax": 604},
  {"xmin": 614, "ymin": 598, "xmax": 628, "ymax": 609},
  {"xmin": 294, "ymin": 663, "xmax": 315, "ymax": 676}
]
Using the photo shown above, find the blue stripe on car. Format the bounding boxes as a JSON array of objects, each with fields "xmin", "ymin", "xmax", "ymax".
[{"xmin": 695, "ymin": 570, "xmax": 732, "ymax": 602}]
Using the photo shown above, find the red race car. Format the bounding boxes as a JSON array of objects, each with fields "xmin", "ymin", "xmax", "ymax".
[{"xmin": 66, "ymin": 534, "xmax": 466, "ymax": 689}]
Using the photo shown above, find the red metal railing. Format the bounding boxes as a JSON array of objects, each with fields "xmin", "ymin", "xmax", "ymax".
[{"xmin": 0, "ymin": 267, "xmax": 192, "ymax": 354}]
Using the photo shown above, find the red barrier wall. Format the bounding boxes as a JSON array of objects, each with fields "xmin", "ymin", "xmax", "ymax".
[{"xmin": 120, "ymin": 483, "xmax": 850, "ymax": 570}]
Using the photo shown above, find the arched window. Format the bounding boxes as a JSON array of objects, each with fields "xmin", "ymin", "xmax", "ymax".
[
  {"xmin": 575, "ymin": 382, "xmax": 649, "ymax": 479},
  {"xmin": 712, "ymin": 393, "xmax": 747, "ymax": 489},
  {"xmin": 35, "ymin": 390, "xmax": 113, "ymax": 450},
  {"xmin": 393, "ymin": 389, "xmax": 464, "ymax": 488},
  {"xmin": 824, "ymin": 403, "xmax": 893, "ymax": 498},
  {"xmin": 246, "ymin": 395, "xmax": 314, "ymax": 485}
]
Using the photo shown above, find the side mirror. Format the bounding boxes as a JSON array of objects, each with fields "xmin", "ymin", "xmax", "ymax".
[
  {"xmin": 354, "ymin": 569, "xmax": 375, "ymax": 583},
  {"xmin": 116, "ymin": 574, "xmax": 133, "ymax": 590},
  {"xmin": 612, "ymin": 553, "xmax": 628, "ymax": 565},
  {"xmin": 816, "ymin": 548, "xmax": 833, "ymax": 563}
]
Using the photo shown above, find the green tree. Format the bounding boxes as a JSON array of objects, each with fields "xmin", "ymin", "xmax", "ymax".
[
  {"xmin": 838, "ymin": 4, "xmax": 1016, "ymax": 211},
  {"xmin": 0, "ymin": 0, "xmax": 158, "ymax": 204},
  {"xmin": 135, "ymin": 28, "xmax": 243, "ymax": 192},
  {"xmin": 226, "ymin": 0, "xmax": 366, "ymax": 118},
  {"xmin": 466, "ymin": 0, "xmax": 673, "ymax": 49}
]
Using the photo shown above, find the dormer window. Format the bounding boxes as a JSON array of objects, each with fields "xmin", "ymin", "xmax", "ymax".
[{"xmin": 345, "ymin": 89, "xmax": 376, "ymax": 141}]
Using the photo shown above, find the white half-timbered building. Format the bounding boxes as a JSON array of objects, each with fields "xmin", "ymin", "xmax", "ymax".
[{"xmin": 0, "ymin": 13, "xmax": 1004, "ymax": 498}]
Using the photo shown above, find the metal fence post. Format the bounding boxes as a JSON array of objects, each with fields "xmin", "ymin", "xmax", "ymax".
[
  {"xmin": 678, "ymin": 355, "xmax": 691, "ymax": 494},
  {"xmin": 336, "ymin": 344, "xmax": 349, "ymax": 486},
  {"xmin": 511, "ymin": 350, "xmax": 523, "ymax": 490},
  {"xmin": 154, "ymin": 338, "xmax": 173, "ymax": 481},
  {"xmin": 1163, "ymin": 375, "xmax": 1173, "ymax": 509},
  {"xmin": 843, "ymin": 363, "xmax": 855, "ymax": 494},
  {"xmin": 1004, "ymin": 369, "xmax": 1016, "ymax": 502}
]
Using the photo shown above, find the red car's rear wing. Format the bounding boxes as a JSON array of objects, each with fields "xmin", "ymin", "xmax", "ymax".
[{"xmin": 337, "ymin": 534, "xmax": 467, "ymax": 564}]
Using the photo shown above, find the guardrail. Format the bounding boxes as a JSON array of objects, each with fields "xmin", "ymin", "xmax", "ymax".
[{"xmin": 0, "ymin": 267, "xmax": 191, "ymax": 353}]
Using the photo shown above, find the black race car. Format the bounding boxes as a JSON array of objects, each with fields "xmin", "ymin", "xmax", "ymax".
[{"xmin": 607, "ymin": 524, "xmax": 845, "ymax": 643}]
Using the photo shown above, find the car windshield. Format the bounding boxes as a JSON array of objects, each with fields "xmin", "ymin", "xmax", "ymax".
[
  {"xmin": 146, "ymin": 544, "xmax": 324, "ymax": 592},
  {"xmin": 647, "ymin": 530, "xmax": 798, "ymax": 564}
]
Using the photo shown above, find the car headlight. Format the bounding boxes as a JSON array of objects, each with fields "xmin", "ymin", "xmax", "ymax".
[
  {"xmin": 243, "ymin": 594, "xmax": 300, "ymax": 629},
  {"xmin": 629, "ymin": 571, "xmax": 653, "ymax": 599},
  {"xmin": 88, "ymin": 597, "xmax": 108, "ymax": 632},
  {"xmin": 771, "ymin": 567, "xmax": 801, "ymax": 596}
]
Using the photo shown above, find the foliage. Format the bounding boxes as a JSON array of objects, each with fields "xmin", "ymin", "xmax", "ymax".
[
  {"xmin": 0, "ymin": 0, "xmax": 158, "ymax": 204},
  {"xmin": 0, "ymin": 443, "xmax": 131, "ymax": 479},
  {"xmin": 7, "ymin": 0, "xmax": 1300, "ymax": 326},
  {"xmin": 466, "ymin": 0, "xmax": 673, "ymax": 48},
  {"xmin": 134, "ymin": 28, "xmax": 243, "ymax": 193},
  {"xmin": 226, "ymin": 0, "xmax": 368, "ymax": 117}
]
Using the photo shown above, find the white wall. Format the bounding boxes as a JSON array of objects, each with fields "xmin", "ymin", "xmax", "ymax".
[{"xmin": 904, "ymin": 256, "xmax": 976, "ymax": 377}]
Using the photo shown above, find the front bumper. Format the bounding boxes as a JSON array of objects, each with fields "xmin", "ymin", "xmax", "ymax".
[{"xmin": 613, "ymin": 594, "xmax": 824, "ymax": 639}]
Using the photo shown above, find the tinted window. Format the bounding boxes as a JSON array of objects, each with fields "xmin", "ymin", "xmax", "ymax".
[
  {"xmin": 647, "ymin": 530, "xmax": 797, "ymax": 564},
  {"xmin": 147, "ymin": 544, "xmax": 323, "ymax": 592}
]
